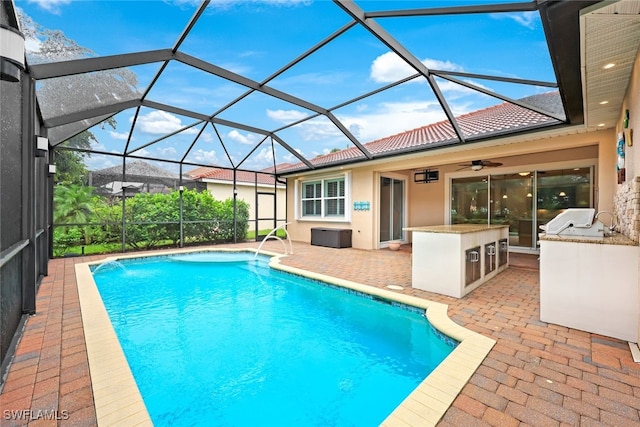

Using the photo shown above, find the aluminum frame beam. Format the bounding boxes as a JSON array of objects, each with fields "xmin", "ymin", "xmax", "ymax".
[
  {"xmin": 365, "ymin": 1, "xmax": 537, "ymax": 18},
  {"xmin": 175, "ymin": 51, "xmax": 373, "ymax": 159},
  {"xmin": 334, "ymin": 0, "xmax": 466, "ymax": 144},
  {"xmin": 30, "ymin": 0, "xmax": 585, "ymax": 177},
  {"xmin": 28, "ymin": 49, "xmax": 174, "ymax": 80}
]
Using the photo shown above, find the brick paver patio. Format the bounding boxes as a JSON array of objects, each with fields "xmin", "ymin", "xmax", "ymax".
[{"xmin": 1, "ymin": 241, "xmax": 639, "ymax": 426}]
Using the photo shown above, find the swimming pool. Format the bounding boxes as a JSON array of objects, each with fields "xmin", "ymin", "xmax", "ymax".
[
  {"xmin": 90, "ymin": 252, "xmax": 454, "ymax": 426},
  {"xmin": 76, "ymin": 248, "xmax": 496, "ymax": 426}
]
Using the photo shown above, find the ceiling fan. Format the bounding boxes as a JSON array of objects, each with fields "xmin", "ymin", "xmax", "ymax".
[{"xmin": 458, "ymin": 160, "xmax": 503, "ymax": 171}]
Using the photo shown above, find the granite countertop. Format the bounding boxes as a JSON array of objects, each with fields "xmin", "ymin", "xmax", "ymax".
[
  {"xmin": 404, "ymin": 224, "xmax": 509, "ymax": 234},
  {"xmin": 539, "ymin": 233, "xmax": 638, "ymax": 246}
]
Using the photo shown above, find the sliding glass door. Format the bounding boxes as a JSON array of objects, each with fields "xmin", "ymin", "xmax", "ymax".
[
  {"xmin": 489, "ymin": 173, "xmax": 535, "ymax": 247},
  {"xmin": 450, "ymin": 177, "xmax": 488, "ymax": 225},
  {"xmin": 380, "ymin": 177, "xmax": 405, "ymax": 243},
  {"xmin": 451, "ymin": 167, "xmax": 592, "ymax": 249}
]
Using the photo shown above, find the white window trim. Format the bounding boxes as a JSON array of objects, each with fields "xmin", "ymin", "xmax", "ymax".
[{"xmin": 295, "ymin": 172, "xmax": 351, "ymax": 222}]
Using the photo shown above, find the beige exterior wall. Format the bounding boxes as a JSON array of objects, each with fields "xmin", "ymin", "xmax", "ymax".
[
  {"xmin": 618, "ymin": 47, "xmax": 640, "ymax": 180},
  {"xmin": 612, "ymin": 47, "xmax": 640, "ymax": 241},
  {"xmin": 204, "ymin": 181, "xmax": 286, "ymax": 231},
  {"xmin": 286, "ymin": 129, "xmax": 617, "ymax": 250}
]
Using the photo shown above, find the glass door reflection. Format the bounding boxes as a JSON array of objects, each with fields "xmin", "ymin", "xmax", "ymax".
[
  {"xmin": 489, "ymin": 173, "xmax": 534, "ymax": 247},
  {"xmin": 450, "ymin": 168, "xmax": 592, "ymax": 249}
]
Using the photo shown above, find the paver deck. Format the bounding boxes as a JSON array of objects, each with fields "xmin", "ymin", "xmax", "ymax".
[{"xmin": 1, "ymin": 241, "xmax": 639, "ymax": 426}]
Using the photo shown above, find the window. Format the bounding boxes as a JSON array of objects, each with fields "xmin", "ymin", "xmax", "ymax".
[
  {"xmin": 324, "ymin": 178, "xmax": 345, "ymax": 216},
  {"xmin": 302, "ymin": 181, "xmax": 322, "ymax": 216},
  {"xmin": 298, "ymin": 174, "xmax": 349, "ymax": 220}
]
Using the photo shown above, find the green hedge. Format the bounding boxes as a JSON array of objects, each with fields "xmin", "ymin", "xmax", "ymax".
[{"xmin": 53, "ymin": 188, "xmax": 249, "ymax": 255}]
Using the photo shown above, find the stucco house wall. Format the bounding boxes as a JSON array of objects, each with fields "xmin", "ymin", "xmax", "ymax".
[
  {"xmin": 285, "ymin": 129, "xmax": 616, "ymax": 250},
  {"xmin": 613, "ymin": 46, "xmax": 640, "ymax": 241},
  {"xmin": 204, "ymin": 181, "xmax": 286, "ymax": 232}
]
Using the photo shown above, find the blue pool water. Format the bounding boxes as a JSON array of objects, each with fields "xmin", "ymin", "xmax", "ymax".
[{"xmin": 91, "ymin": 252, "xmax": 455, "ymax": 426}]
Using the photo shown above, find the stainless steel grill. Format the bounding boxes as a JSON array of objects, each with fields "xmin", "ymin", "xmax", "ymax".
[{"xmin": 539, "ymin": 208, "xmax": 605, "ymax": 238}]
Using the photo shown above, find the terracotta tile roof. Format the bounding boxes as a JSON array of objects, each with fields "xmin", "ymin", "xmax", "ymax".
[
  {"xmin": 278, "ymin": 92, "xmax": 564, "ymax": 174},
  {"xmin": 186, "ymin": 167, "xmax": 282, "ymax": 186}
]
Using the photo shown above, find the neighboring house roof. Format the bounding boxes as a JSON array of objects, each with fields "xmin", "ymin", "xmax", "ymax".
[
  {"xmin": 99, "ymin": 181, "xmax": 145, "ymax": 196},
  {"xmin": 278, "ymin": 92, "xmax": 564, "ymax": 174},
  {"xmin": 91, "ymin": 160, "xmax": 181, "ymax": 179},
  {"xmin": 186, "ymin": 167, "xmax": 285, "ymax": 187},
  {"xmin": 89, "ymin": 160, "xmax": 191, "ymax": 195}
]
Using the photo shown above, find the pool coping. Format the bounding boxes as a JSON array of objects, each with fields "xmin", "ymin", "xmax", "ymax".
[{"xmin": 75, "ymin": 248, "xmax": 495, "ymax": 427}]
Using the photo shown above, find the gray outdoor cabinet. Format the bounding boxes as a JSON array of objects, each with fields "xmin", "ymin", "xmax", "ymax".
[{"xmin": 310, "ymin": 228, "xmax": 352, "ymax": 248}]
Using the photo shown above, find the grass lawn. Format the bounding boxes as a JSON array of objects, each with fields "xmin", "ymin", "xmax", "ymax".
[{"xmin": 57, "ymin": 228, "xmax": 288, "ymax": 257}]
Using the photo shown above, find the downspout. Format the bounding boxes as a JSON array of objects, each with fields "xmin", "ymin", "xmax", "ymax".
[
  {"xmin": 179, "ymin": 164, "xmax": 184, "ymax": 248},
  {"xmin": 121, "ymin": 156, "xmax": 126, "ymax": 252},
  {"xmin": 233, "ymin": 169, "xmax": 238, "ymax": 243}
]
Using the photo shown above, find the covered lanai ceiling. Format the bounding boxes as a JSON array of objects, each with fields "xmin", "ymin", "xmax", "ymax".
[{"xmin": 19, "ymin": 0, "xmax": 613, "ymax": 176}]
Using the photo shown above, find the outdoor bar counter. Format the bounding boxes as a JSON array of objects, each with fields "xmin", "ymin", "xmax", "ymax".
[{"xmin": 404, "ymin": 224, "xmax": 509, "ymax": 298}]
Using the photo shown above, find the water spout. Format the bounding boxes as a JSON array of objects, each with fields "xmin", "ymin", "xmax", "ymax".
[{"xmin": 92, "ymin": 260, "xmax": 126, "ymax": 273}]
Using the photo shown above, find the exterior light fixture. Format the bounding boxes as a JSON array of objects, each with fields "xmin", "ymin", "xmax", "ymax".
[
  {"xmin": 36, "ymin": 136, "xmax": 49, "ymax": 157},
  {"xmin": 179, "ymin": 185, "xmax": 184, "ymax": 192},
  {"xmin": 527, "ymin": 193, "xmax": 533, "ymax": 198},
  {"xmin": 598, "ymin": 123, "xmax": 606, "ymax": 127},
  {"xmin": 502, "ymin": 194, "xmax": 508, "ymax": 199},
  {"xmin": 599, "ymin": 101, "xmax": 609, "ymax": 105},
  {"xmin": 48, "ymin": 164, "xmax": 57, "ymax": 175},
  {"xmin": 518, "ymin": 171, "xmax": 530, "ymax": 177},
  {"xmin": 0, "ymin": 25, "xmax": 25, "ymax": 82},
  {"xmin": 559, "ymin": 191, "xmax": 566, "ymax": 197},
  {"xmin": 603, "ymin": 63, "xmax": 615, "ymax": 69}
]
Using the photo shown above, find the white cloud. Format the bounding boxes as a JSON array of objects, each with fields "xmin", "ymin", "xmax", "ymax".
[
  {"xmin": 199, "ymin": 132, "xmax": 214, "ymax": 143},
  {"xmin": 91, "ymin": 142, "xmax": 107, "ymax": 151},
  {"xmin": 86, "ymin": 157, "xmax": 117, "ymax": 171},
  {"xmin": 490, "ymin": 12, "xmax": 537, "ymax": 29},
  {"xmin": 370, "ymin": 52, "xmax": 462, "ymax": 84},
  {"xmin": 241, "ymin": 147, "xmax": 274, "ymax": 170},
  {"xmin": 24, "ymin": 37, "xmax": 42, "ymax": 53},
  {"xmin": 437, "ymin": 79, "xmax": 493, "ymax": 100},
  {"xmin": 135, "ymin": 111, "xmax": 184, "ymax": 135},
  {"xmin": 348, "ymin": 123, "xmax": 362, "ymax": 138},
  {"xmin": 157, "ymin": 147, "xmax": 177, "ymax": 157},
  {"xmin": 370, "ymin": 52, "xmax": 415, "ymax": 83},
  {"xmin": 183, "ymin": 127, "xmax": 199, "ymax": 135},
  {"xmin": 337, "ymin": 100, "xmax": 449, "ymax": 142},
  {"xmin": 267, "ymin": 109, "xmax": 309, "ymax": 123},
  {"xmin": 130, "ymin": 148, "xmax": 150, "ymax": 157},
  {"xmin": 227, "ymin": 129, "xmax": 259, "ymax": 145},
  {"xmin": 296, "ymin": 118, "xmax": 343, "ymax": 142},
  {"xmin": 279, "ymin": 98, "xmax": 468, "ymax": 160},
  {"xmin": 274, "ymin": 147, "xmax": 305, "ymax": 166},
  {"xmin": 302, "ymin": 98, "xmax": 474, "ymax": 146},
  {"xmin": 109, "ymin": 131, "xmax": 129, "ymax": 140},
  {"xmin": 27, "ymin": 0, "xmax": 71, "ymax": 14},
  {"xmin": 190, "ymin": 149, "xmax": 218, "ymax": 165}
]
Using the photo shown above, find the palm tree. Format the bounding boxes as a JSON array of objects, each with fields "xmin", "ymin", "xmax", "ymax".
[{"xmin": 53, "ymin": 184, "xmax": 94, "ymax": 224}]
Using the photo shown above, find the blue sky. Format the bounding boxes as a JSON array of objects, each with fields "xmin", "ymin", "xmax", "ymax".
[{"xmin": 17, "ymin": 0, "xmax": 555, "ymax": 174}]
